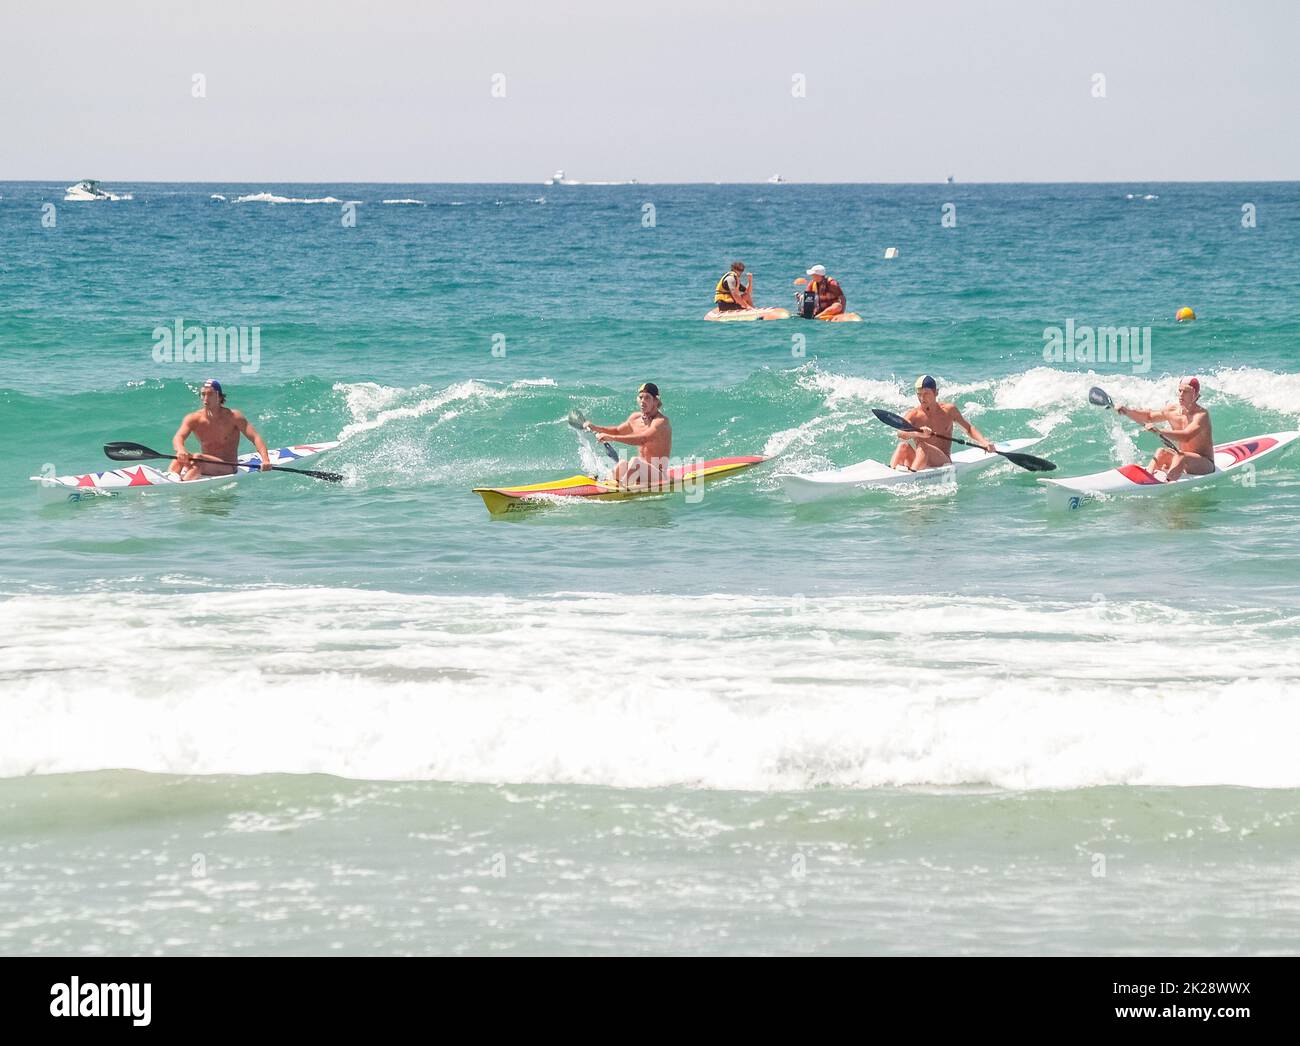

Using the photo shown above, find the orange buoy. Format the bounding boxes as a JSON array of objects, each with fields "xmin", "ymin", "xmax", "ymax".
[{"xmin": 1176, "ymin": 306, "xmax": 1196, "ymax": 322}]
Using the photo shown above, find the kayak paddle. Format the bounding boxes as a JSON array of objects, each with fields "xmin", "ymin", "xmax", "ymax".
[
  {"xmin": 566, "ymin": 409, "xmax": 620, "ymax": 464},
  {"xmin": 871, "ymin": 408, "xmax": 1057, "ymax": 472},
  {"xmin": 103, "ymin": 441, "xmax": 344, "ymax": 482},
  {"xmin": 1088, "ymin": 386, "xmax": 1179, "ymax": 451}
]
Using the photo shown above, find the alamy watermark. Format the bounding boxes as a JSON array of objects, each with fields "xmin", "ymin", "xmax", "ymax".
[
  {"xmin": 601, "ymin": 457, "xmax": 710, "ymax": 503},
  {"xmin": 1043, "ymin": 319, "xmax": 1150, "ymax": 373},
  {"xmin": 152, "ymin": 317, "xmax": 261, "ymax": 374},
  {"xmin": 50, "ymin": 977, "xmax": 151, "ymax": 1026}
]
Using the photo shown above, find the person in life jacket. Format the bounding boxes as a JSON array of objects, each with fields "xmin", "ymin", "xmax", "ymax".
[
  {"xmin": 799, "ymin": 264, "xmax": 846, "ymax": 318},
  {"xmin": 714, "ymin": 261, "xmax": 754, "ymax": 312}
]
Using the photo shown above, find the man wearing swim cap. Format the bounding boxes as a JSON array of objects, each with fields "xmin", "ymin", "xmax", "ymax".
[
  {"xmin": 1115, "ymin": 377, "xmax": 1214, "ymax": 481},
  {"xmin": 889, "ymin": 375, "xmax": 994, "ymax": 471},
  {"xmin": 583, "ymin": 382, "xmax": 673, "ymax": 489},
  {"xmin": 169, "ymin": 379, "xmax": 273, "ymax": 481}
]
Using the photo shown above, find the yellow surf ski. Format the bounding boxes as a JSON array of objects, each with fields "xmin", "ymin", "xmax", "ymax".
[{"xmin": 473, "ymin": 455, "xmax": 768, "ymax": 515}]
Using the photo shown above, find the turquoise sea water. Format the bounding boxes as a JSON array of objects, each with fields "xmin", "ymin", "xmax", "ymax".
[{"xmin": 2, "ymin": 181, "xmax": 1299, "ymax": 954}]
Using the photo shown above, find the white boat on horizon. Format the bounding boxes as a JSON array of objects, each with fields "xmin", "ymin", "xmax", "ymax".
[
  {"xmin": 64, "ymin": 179, "xmax": 132, "ymax": 201},
  {"xmin": 543, "ymin": 169, "xmax": 636, "ymax": 186}
]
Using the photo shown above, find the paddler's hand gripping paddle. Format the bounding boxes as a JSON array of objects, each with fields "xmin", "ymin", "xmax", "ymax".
[
  {"xmin": 1088, "ymin": 387, "xmax": 1179, "ymax": 452},
  {"xmin": 871, "ymin": 409, "xmax": 1057, "ymax": 472},
  {"xmin": 566, "ymin": 409, "xmax": 620, "ymax": 465},
  {"xmin": 103, "ymin": 441, "xmax": 344, "ymax": 482}
]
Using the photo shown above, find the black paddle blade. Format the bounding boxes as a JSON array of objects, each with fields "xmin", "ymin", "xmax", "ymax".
[
  {"xmin": 871, "ymin": 407, "xmax": 916, "ymax": 432},
  {"xmin": 281, "ymin": 467, "xmax": 345, "ymax": 483},
  {"xmin": 104, "ymin": 441, "xmax": 166, "ymax": 461},
  {"xmin": 1001, "ymin": 450, "xmax": 1057, "ymax": 472},
  {"xmin": 1088, "ymin": 386, "xmax": 1114, "ymax": 409}
]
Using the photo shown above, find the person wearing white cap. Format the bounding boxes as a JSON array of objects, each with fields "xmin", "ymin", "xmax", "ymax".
[
  {"xmin": 167, "ymin": 378, "xmax": 273, "ymax": 481},
  {"xmin": 1115, "ymin": 376, "xmax": 1214, "ymax": 481},
  {"xmin": 797, "ymin": 264, "xmax": 847, "ymax": 319}
]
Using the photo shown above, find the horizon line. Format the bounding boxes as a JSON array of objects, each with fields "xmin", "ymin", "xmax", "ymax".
[{"xmin": 4, "ymin": 178, "xmax": 1299, "ymax": 186}]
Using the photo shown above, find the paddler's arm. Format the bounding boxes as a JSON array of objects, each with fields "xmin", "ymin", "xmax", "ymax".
[
  {"xmin": 953, "ymin": 409, "xmax": 993, "ymax": 452},
  {"xmin": 585, "ymin": 414, "xmax": 635, "ymax": 437},
  {"xmin": 1117, "ymin": 404, "xmax": 1163, "ymax": 424},
  {"xmin": 1156, "ymin": 412, "xmax": 1206, "ymax": 441},
  {"xmin": 234, "ymin": 411, "xmax": 273, "ymax": 471},
  {"xmin": 172, "ymin": 414, "xmax": 196, "ymax": 468},
  {"xmin": 895, "ymin": 410, "xmax": 926, "ymax": 440},
  {"xmin": 597, "ymin": 417, "xmax": 667, "ymax": 446}
]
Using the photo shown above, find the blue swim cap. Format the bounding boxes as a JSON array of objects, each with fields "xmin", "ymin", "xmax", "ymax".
[
  {"xmin": 915, "ymin": 374, "xmax": 938, "ymax": 392},
  {"xmin": 202, "ymin": 378, "xmax": 223, "ymax": 394}
]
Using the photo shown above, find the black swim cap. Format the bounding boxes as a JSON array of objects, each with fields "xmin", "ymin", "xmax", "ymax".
[{"xmin": 638, "ymin": 382, "xmax": 660, "ymax": 398}]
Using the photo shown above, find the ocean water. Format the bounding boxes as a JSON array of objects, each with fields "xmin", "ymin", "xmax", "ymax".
[{"xmin": 2, "ymin": 181, "xmax": 1299, "ymax": 955}]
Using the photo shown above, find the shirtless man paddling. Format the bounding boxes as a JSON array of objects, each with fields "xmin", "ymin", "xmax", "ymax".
[
  {"xmin": 583, "ymin": 382, "xmax": 673, "ymax": 489},
  {"xmin": 889, "ymin": 374, "xmax": 993, "ymax": 471},
  {"xmin": 1115, "ymin": 376, "xmax": 1214, "ymax": 481},
  {"xmin": 169, "ymin": 379, "xmax": 273, "ymax": 481}
]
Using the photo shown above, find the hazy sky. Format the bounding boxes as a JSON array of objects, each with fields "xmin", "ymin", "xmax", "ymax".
[{"xmin": 3, "ymin": 0, "xmax": 1298, "ymax": 182}]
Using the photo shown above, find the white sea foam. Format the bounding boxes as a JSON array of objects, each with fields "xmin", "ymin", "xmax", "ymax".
[
  {"xmin": 333, "ymin": 379, "xmax": 508, "ymax": 440},
  {"xmin": 3, "ymin": 589, "xmax": 1298, "ymax": 790},
  {"xmin": 1204, "ymin": 367, "xmax": 1300, "ymax": 420},
  {"xmin": 1027, "ymin": 411, "xmax": 1071, "ymax": 436},
  {"xmin": 381, "ymin": 199, "xmax": 425, "ymax": 205},
  {"xmin": 987, "ymin": 366, "xmax": 1300, "ymax": 420},
  {"xmin": 797, "ymin": 370, "xmax": 915, "ymax": 410},
  {"xmin": 991, "ymin": 366, "xmax": 1149, "ymax": 410},
  {"xmin": 233, "ymin": 193, "xmax": 357, "ymax": 205}
]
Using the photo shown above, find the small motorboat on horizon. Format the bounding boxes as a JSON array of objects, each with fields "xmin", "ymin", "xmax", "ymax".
[{"xmin": 64, "ymin": 179, "xmax": 133, "ymax": 201}]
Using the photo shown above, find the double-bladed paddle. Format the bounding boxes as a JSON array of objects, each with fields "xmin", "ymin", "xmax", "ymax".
[
  {"xmin": 871, "ymin": 408, "xmax": 1057, "ymax": 472},
  {"xmin": 1088, "ymin": 386, "xmax": 1179, "ymax": 451},
  {"xmin": 103, "ymin": 441, "xmax": 344, "ymax": 482},
  {"xmin": 566, "ymin": 409, "xmax": 620, "ymax": 465}
]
